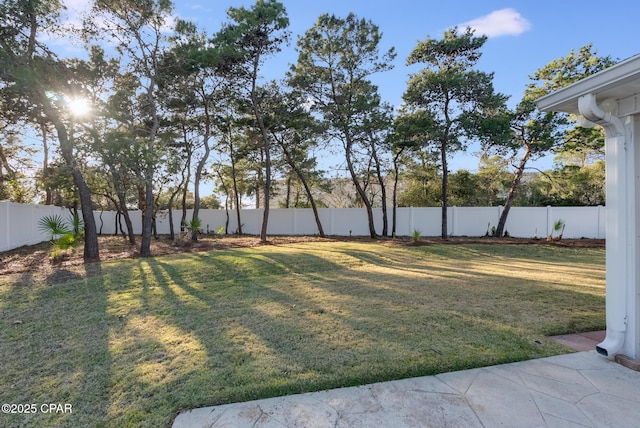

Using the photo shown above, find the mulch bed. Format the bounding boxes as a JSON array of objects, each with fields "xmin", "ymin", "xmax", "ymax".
[{"xmin": 0, "ymin": 234, "xmax": 604, "ymax": 284}]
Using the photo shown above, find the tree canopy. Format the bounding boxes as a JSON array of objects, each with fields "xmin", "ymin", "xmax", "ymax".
[{"xmin": 0, "ymin": 3, "xmax": 616, "ymax": 256}]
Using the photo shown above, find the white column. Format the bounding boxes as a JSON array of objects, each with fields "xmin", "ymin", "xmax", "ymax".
[
  {"xmin": 602, "ymin": 115, "xmax": 636, "ymax": 359},
  {"xmin": 630, "ymin": 115, "xmax": 640, "ymax": 360}
]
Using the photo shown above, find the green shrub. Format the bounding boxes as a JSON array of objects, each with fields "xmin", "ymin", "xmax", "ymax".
[
  {"xmin": 38, "ymin": 215, "xmax": 71, "ymax": 241},
  {"xmin": 54, "ymin": 232, "xmax": 77, "ymax": 250}
]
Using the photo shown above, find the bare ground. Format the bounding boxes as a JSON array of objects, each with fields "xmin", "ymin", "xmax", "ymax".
[{"xmin": 0, "ymin": 234, "xmax": 604, "ymax": 285}]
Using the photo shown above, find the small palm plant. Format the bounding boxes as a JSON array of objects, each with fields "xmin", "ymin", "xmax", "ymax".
[
  {"xmin": 187, "ymin": 217, "xmax": 203, "ymax": 241},
  {"xmin": 37, "ymin": 213, "xmax": 84, "ymax": 260},
  {"xmin": 69, "ymin": 212, "xmax": 84, "ymax": 238},
  {"xmin": 554, "ymin": 219, "xmax": 566, "ymax": 241},
  {"xmin": 548, "ymin": 219, "xmax": 566, "ymax": 241},
  {"xmin": 38, "ymin": 215, "xmax": 71, "ymax": 242},
  {"xmin": 412, "ymin": 229, "xmax": 421, "ymax": 243}
]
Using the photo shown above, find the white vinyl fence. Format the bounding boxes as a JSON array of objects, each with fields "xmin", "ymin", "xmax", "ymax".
[{"xmin": 1, "ymin": 201, "xmax": 606, "ymax": 252}]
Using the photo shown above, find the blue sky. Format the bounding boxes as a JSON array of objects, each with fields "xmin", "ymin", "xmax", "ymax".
[
  {"xmin": 174, "ymin": 0, "xmax": 640, "ymax": 172},
  {"xmin": 169, "ymin": 1, "xmax": 640, "ymax": 108},
  {"xmin": 59, "ymin": 0, "xmax": 640, "ymax": 174}
]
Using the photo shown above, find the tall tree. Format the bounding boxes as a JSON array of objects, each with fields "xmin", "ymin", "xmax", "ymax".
[
  {"xmin": 402, "ymin": 27, "xmax": 507, "ymax": 239},
  {"xmin": 362, "ymin": 102, "xmax": 394, "ymax": 236},
  {"xmin": 214, "ymin": 0, "xmax": 289, "ymax": 243},
  {"xmin": 488, "ymin": 45, "xmax": 614, "ymax": 237},
  {"xmin": 0, "ymin": 0, "xmax": 100, "ymax": 259},
  {"xmin": 261, "ymin": 83, "xmax": 327, "ymax": 236},
  {"xmin": 289, "ymin": 13, "xmax": 396, "ymax": 238},
  {"xmin": 88, "ymin": 0, "xmax": 174, "ymax": 256},
  {"xmin": 163, "ymin": 20, "xmax": 233, "ymax": 241}
]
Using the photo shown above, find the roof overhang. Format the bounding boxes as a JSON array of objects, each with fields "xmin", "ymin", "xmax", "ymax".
[{"xmin": 535, "ymin": 54, "xmax": 640, "ymax": 116}]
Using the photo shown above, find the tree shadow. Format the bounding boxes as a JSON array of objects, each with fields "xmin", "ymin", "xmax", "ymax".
[
  {"xmin": 0, "ymin": 244, "xmax": 603, "ymax": 426},
  {"xmin": 0, "ymin": 261, "xmax": 112, "ymax": 427}
]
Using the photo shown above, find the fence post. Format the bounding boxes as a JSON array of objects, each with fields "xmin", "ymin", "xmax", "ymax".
[
  {"xmin": 31, "ymin": 204, "xmax": 37, "ymax": 246},
  {"xmin": 330, "ymin": 207, "xmax": 335, "ymax": 235},
  {"xmin": 546, "ymin": 205, "xmax": 552, "ymax": 237},
  {"xmin": 2, "ymin": 202, "xmax": 9, "ymax": 251},
  {"xmin": 293, "ymin": 208, "xmax": 297, "ymax": 235},
  {"xmin": 598, "ymin": 205, "xmax": 604, "ymax": 239},
  {"xmin": 410, "ymin": 207, "xmax": 415, "ymax": 236},
  {"xmin": 451, "ymin": 206, "xmax": 457, "ymax": 237}
]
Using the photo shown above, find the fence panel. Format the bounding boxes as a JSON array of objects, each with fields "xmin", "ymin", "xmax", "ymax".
[
  {"xmin": 0, "ymin": 203, "xmax": 607, "ymax": 252},
  {"xmin": 453, "ymin": 207, "xmax": 502, "ymax": 237},
  {"xmin": 504, "ymin": 207, "xmax": 549, "ymax": 238}
]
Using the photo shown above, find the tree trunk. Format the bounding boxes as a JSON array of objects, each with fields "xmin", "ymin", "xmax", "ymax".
[
  {"xmin": 139, "ymin": 72, "xmax": 161, "ymax": 257},
  {"xmin": 391, "ymin": 147, "xmax": 404, "ymax": 238},
  {"xmin": 229, "ymin": 140, "xmax": 243, "ymax": 235},
  {"xmin": 260, "ymin": 142, "xmax": 271, "ymax": 243},
  {"xmin": 495, "ymin": 146, "xmax": 532, "ymax": 237},
  {"xmin": 249, "ymin": 54, "xmax": 271, "ymax": 243},
  {"xmin": 41, "ymin": 124, "xmax": 52, "ymax": 205},
  {"xmin": 167, "ymin": 183, "xmax": 184, "ymax": 241},
  {"xmin": 192, "ymin": 129, "xmax": 211, "ymax": 241},
  {"xmin": 45, "ymin": 106, "xmax": 99, "ymax": 261},
  {"xmin": 215, "ymin": 168, "xmax": 230, "ymax": 235},
  {"xmin": 369, "ymin": 136, "xmax": 388, "ymax": 236},
  {"xmin": 440, "ymin": 141, "xmax": 449, "ymax": 240},
  {"xmin": 180, "ymin": 154, "xmax": 191, "ymax": 232},
  {"xmin": 285, "ymin": 175, "xmax": 292, "ymax": 208},
  {"xmin": 140, "ymin": 171, "xmax": 154, "ymax": 257},
  {"xmin": 68, "ymin": 160, "xmax": 99, "ymax": 258},
  {"xmin": 345, "ymin": 137, "xmax": 377, "ymax": 238},
  {"xmin": 113, "ymin": 179, "xmax": 136, "ymax": 245},
  {"xmin": 280, "ymin": 143, "xmax": 325, "ymax": 237}
]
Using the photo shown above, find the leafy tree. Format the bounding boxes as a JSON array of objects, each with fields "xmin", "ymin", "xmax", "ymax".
[
  {"xmin": 0, "ymin": 126, "xmax": 34, "ymax": 202},
  {"xmin": 531, "ymin": 161, "xmax": 605, "ymax": 206},
  {"xmin": 289, "ymin": 13, "xmax": 396, "ymax": 238},
  {"xmin": 362, "ymin": 102, "xmax": 395, "ymax": 236},
  {"xmin": 402, "ymin": 27, "xmax": 507, "ymax": 238},
  {"xmin": 491, "ymin": 99, "xmax": 566, "ymax": 236},
  {"xmin": 489, "ymin": 45, "xmax": 614, "ymax": 237},
  {"xmin": 0, "ymin": 0, "xmax": 100, "ymax": 259},
  {"xmin": 261, "ymin": 83, "xmax": 327, "ymax": 236},
  {"xmin": 476, "ymin": 154, "xmax": 511, "ymax": 206},
  {"xmin": 449, "ymin": 170, "xmax": 483, "ymax": 206},
  {"xmin": 87, "ymin": 0, "xmax": 175, "ymax": 256},
  {"xmin": 163, "ymin": 19, "xmax": 232, "ymax": 241},
  {"xmin": 214, "ymin": 0, "xmax": 289, "ymax": 243}
]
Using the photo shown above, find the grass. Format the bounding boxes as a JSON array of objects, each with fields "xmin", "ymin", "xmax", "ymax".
[{"xmin": 0, "ymin": 241, "xmax": 605, "ymax": 427}]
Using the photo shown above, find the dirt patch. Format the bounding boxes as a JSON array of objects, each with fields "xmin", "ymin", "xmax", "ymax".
[{"xmin": 0, "ymin": 234, "xmax": 604, "ymax": 285}]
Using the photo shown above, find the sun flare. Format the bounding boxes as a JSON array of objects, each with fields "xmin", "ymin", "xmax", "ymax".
[{"xmin": 68, "ymin": 98, "xmax": 91, "ymax": 116}]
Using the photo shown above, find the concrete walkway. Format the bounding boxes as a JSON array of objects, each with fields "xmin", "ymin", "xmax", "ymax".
[{"xmin": 173, "ymin": 351, "xmax": 640, "ymax": 427}]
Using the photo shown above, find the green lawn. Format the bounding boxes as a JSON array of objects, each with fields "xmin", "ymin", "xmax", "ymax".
[{"xmin": 0, "ymin": 241, "xmax": 605, "ymax": 427}]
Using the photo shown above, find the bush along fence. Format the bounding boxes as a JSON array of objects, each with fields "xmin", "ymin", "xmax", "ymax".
[{"xmin": 0, "ymin": 201, "xmax": 606, "ymax": 252}]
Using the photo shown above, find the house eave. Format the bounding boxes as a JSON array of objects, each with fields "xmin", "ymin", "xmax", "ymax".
[{"xmin": 535, "ymin": 54, "xmax": 640, "ymax": 115}]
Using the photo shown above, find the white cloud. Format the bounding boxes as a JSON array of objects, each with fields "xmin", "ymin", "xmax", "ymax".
[{"xmin": 457, "ymin": 8, "xmax": 531, "ymax": 38}]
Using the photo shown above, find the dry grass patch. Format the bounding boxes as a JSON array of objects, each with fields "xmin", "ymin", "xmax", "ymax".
[{"xmin": 0, "ymin": 242, "xmax": 604, "ymax": 427}]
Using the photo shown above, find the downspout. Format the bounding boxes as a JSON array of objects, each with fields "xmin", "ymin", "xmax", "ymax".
[{"xmin": 578, "ymin": 93, "xmax": 627, "ymax": 357}]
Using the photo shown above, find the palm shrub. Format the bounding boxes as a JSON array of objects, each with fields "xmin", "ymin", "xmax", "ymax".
[
  {"xmin": 69, "ymin": 212, "xmax": 84, "ymax": 238},
  {"xmin": 37, "ymin": 213, "xmax": 85, "ymax": 252},
  {"xmin": 38, "ymin": 215, "xmax": 71, "ymax": 242},
  {"xmin": 187, "ymin": 217, "xmax": 202, "ymax": 233},
  {"xmin": 548, "ymin": 219, "xmax": 566, "ymax": 241},
  {"xmin": 554, "ymin": 219, "xmax": 566, "ymax": 241}
]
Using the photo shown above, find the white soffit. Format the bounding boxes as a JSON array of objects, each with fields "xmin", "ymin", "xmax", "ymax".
[{"xmin": 535, "ymin": 54, "xmax": 640, "ymax": 115}]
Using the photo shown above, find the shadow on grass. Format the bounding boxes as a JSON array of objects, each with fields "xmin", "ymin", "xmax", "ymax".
[
  {"xmin": 0, "ymin": 262, "xmax": 112, "ymax": 427},
  {"xmin": 116, "ymin": 245, "xmax": 602, "ymax": 425},
  {"xmin": 0, "ymin": 243, "xmax": 605, "ymax": 427}
]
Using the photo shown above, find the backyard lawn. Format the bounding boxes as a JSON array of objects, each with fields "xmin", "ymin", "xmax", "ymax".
[{"xmin": 0, "ymin": 241, "xmax": 605, "ymax": 427}]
